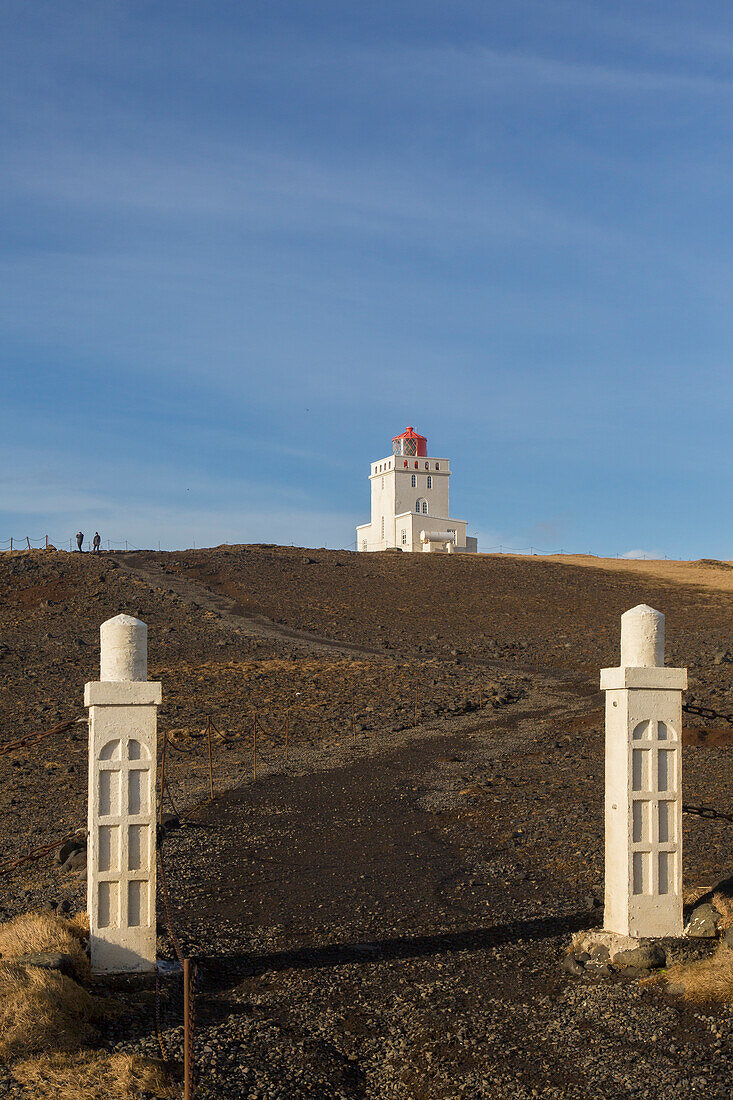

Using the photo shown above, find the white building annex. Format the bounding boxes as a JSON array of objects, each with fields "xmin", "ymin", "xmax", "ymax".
[{"xmin": 356, "ymin": 426, "xmax": 477, "ymax": 554}]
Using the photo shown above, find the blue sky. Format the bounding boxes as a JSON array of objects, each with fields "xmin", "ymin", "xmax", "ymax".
[{"xmin": 2, "ymin": 1, "xmax": 733, "ymax": 556}]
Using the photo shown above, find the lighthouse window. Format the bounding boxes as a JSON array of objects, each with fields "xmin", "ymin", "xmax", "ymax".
[
  {"xmin": 381, "ymin": 477, "xmax": 384, "ymax": 488},
  {"xmin": 422, "ymin": 501, "xmax": 428, "ymax": 514},
  {"xmin": 411, "ymin": 474, "xmax": 416, "ymax": 487},
  {"xmin": 427, "ymin": 475, "xmax": 432, "ymax": 489},
  {"xmin": 362, "ymin": 539, "xmax": 367, "ymax": 551},
  {"xmin": 435, "ymin": 463, "xmax": 440, "ymax": 471},
  {"xmin": 401, "ymin": 530, "xmax": 407, "ymax": 545},
  {"xmin": 381, "ymin": 517, "xmax": 385, "ymax": 538},
  {"xmin": 415, "ymin": 500, "xmax": 420, "ymax": 513}
]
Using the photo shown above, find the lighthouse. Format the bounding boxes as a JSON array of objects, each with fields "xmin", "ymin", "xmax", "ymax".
[{"xmin": 356, "ymin": 426, "xmax": 477, "ymax": 553}]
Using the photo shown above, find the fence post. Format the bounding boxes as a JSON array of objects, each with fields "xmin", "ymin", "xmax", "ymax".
[
  {"xmin": 183, "ymin": 957, "xmax": 195, "ymax": 1099},
  {"xmin": 26, "ymin": 537, "xmax": 30, "ymax": 550},
  {"xmin": 159, "ymin": 732, "xmax": 168, "ymax": 826},
  {"xmin": 85, "ymin": 615, "xmax": 161, "ymax": 973},
  {"xmin": 207, "ymin": 718, "xmax": 214, "ymax": 800},
  {"xmin": 600, "ymin": 605, "xmax": 686, "ymax": 938},
  {"xmin": 9, "ymin": 538, "xmax": 12, "ymax": 552}
]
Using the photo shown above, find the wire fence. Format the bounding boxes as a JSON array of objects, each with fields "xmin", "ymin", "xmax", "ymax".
[
  {"xmin": 0, "ymin": 537, "xmax": 672, "ymax": 560},
  {"xmin": 0, "ymin": 536, "xmax": 146, "ymax": 553}
]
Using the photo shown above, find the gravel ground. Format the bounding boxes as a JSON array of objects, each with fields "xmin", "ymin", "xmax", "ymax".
[{"xmin": 2, "ymin": 547, "xmax": 733, "ymax": 1097}]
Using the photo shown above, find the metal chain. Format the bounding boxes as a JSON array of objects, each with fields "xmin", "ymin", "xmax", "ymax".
[
  {"xmin": 683, "ymin": 701, "xmax": 733, "ymax": 725},
  {"xmin": 0, "ymin": 827, "xmax": 85, "ymax": 877},
  {"xmin": 0, "ymin": 716, "xmax": 83, "ymax": 758},
  {"xmin": 682, "ymin": 803, "xmax": 733, "ymax": 824}
]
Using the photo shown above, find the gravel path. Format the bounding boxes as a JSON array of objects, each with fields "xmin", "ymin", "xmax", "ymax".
[{"xmin": 123, "ymin": 688, "xmax": 733, "ymax": 1099}]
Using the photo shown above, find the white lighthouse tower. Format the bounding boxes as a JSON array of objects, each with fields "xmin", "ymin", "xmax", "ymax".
[{"xmin": 356, "ymin": 426, "xmax": 477, "ymax": 553}]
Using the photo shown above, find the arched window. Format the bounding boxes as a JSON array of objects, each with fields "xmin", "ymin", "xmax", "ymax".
[
  {"xmin": 422, "ymin": 501, "xmax": 428, "ymax": 514},
  {"xmin": 411, "ymin": 474, "xmax": 416, "ymax": 487},
  {"xmin": 415, "ymin": 500, "xmax": 420, "ymax": 513},
  {"xmin": 427, "ymin": 475, "xmax": 432, "ymax": 489}
]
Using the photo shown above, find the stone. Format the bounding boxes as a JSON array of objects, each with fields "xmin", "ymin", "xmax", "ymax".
[
  {"xmin": 62, "ymin": 849, "xmax": 87, "ymax": 873},
  {"xmin": 572, "ymin": 928, "xmax": 678, "ymax": 970},
  {"xmin": 614, "ymin": 943, "xmax": 666, "ymax": 969},
  {"xmin": 17, "ymin": 951, "xmax": 78, "ymax": 978},
  {"xmin": 685, "ymin": 903, "xmax": 719, "ymax": 938},
  {"xmin": 561, "ymin": 954, "xmax": 585, "ymax": 977},
  {"xmin": 85, "ymin": 615, "xmax": 161, "ymax": 974},
  {"xmin": 600, "ymin": 606, "xmax": 686, "ymax": 939},
  {"xmin": 56, "ymin": 838, "xmax": 86, "ymax": 866}
]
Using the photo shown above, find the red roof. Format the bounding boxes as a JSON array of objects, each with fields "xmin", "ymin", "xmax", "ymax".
[{"xmin": 392, "ymin": 425, "xmax": 428, "ymax": 456}]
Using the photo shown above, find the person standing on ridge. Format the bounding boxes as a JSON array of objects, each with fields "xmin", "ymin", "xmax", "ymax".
[
  {"xmin": 76, "ymin": 531, "xmax": 84, "ymax": 552},
  {"xmin": 93, "ymin": 532, "xmax": 101, "ymax": 554}
]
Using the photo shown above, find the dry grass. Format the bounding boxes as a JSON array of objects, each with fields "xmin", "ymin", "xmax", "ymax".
[
  {"xmin": 647, "ymin": 943, "xmax": 733, "ymax": 1004},
  {"xmin": 0, "ymin": 911, "xmax": 173, "ymax": 1096},
  {"xmin": 0, "ymin": 962, "xmax": 116, "ymax": 1061},
  {"xmin": 712, "ymin": 881, "xmax": 733, "ymax": 930},
  {"xmin": 683, "ymin": 885, "xmax": 711, "ymax": 909},
  {"xmin": 683, "ymin": 877, "xmax": 733, "ymax": 931},
  {"xmin": 0, "ymin": 910, "xmax": 90, "ymax": 980},
  {"xmin": 12, "ymin": 1051, "xmax": 173, "ymax": 1099}
]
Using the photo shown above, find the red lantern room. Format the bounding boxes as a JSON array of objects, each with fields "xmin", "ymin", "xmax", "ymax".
[{"xmin": 392, "ymin": 425, "xmax": 428, "ymax": 458}]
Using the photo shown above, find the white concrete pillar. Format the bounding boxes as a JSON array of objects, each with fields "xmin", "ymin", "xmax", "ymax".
[
  {"xmin": 85, "ymin": 615, "xmax": 161, "ymax": 973},
  {"xmin": 600, "ymin": 605, "xmax": 686, "ymax": 939}
]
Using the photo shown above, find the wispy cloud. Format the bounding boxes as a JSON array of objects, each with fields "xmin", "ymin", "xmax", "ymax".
[{"xmin": 621, "ymin": 549, "xmax": 664, "ymax": 561}]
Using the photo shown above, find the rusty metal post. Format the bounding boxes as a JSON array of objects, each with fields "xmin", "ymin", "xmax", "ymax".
[
  {"xmin": 183, "ymin": 957, "xmax": 194, "ymax": 1099},
  {"xmin": 159, "ymin": 732, "xmax": 168, "ymax": 826},
  {"xmin": 9, "ymin": 538, "xmax": 12, "ymax": 552},
  {"xmin": 45, "ymin": 534, "xmax": 48, "ymax": 549},
  {"xmin": 207, "ymin": 718, "xmax": 214, "ymax": 800},
  {"xmin": 26, "ymin": 536, "xmax": 31, "ymax": 551}
]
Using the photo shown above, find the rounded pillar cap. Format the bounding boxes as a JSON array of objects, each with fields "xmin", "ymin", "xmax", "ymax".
[
  {"xmin": 620, "ymin": 604, "xmax": 665, "ymax": 668},
  {"xmin": 100, "ymin": 614, "xmax": 148, "ymax": 682}
]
